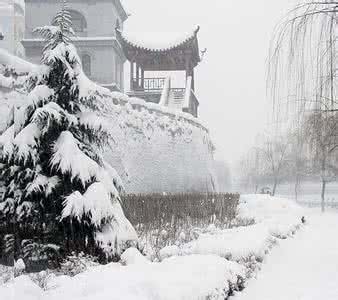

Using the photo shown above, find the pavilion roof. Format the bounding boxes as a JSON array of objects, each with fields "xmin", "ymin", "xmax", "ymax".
[
  {"xmin": 116, "ymin": 26, "xmax": 201, "ymax": 70},
  {"xmin": 117, "ymin": 25, "xmax": 200, "ymax": 52}
]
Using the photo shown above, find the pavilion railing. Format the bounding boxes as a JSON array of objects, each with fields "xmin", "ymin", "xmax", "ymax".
[{"xmin": 132, "ymin": 77, "xmax": 166, "ymax": 91}]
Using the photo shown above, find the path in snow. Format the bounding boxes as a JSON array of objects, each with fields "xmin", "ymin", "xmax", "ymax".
[{"xmin": 235, "ymin": 210, "xmax": 338, "ymax": 300}]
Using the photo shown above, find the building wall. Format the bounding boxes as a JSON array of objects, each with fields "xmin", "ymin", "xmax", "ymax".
[
  {"xmin": 0, "ymin": 4, "xmax": 25, "ymax": 57},
  {"xmin": 24, "ymin": 41, "xmax": 124, "ymax": 86},
  {"xmin": 23, "ymin": 0, "xmax": 125, "ymax": 88},
  {"xmin": 24, "ymin": 0, "xmax": 123, "ymax": 39}
]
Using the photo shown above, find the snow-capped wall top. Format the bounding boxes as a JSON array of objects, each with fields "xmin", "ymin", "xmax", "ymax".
[
  {"xmin": 117, "ymin": 25, "xmax": 200, "ymax": 52},
  {"xmin": 0, "ymin": 49, "xmax": 37, "ymax": 74}
]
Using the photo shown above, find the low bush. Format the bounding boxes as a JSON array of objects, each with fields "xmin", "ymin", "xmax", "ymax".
[{"xmin": 121, "ymin": 193, "xmax": 240, "ymax": 259}]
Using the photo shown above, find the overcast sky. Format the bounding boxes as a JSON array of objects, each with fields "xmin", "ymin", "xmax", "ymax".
[{"xmin": 122, "ymin": 0, "xmax": 298, "ymax": 167}]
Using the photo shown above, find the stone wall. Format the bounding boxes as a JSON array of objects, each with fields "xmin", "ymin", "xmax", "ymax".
[{"xmin": 100, "ymin": 94, "xmax": 218, "ymax": 193}]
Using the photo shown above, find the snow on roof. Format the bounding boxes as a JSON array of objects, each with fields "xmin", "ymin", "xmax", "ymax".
[{"xmin": 118, "ymin": 25, "xmax": 200, "ymax": 52}]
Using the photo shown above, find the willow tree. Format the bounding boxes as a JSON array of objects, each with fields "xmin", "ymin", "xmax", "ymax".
[{"xmin": 268, "ymin": 1, "xmax": 337, "ymax": 210}]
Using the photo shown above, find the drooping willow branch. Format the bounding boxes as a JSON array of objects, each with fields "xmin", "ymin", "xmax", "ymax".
[{"xmin": 268, "ymin": 0, "xmax": 337, "ymax": 127}]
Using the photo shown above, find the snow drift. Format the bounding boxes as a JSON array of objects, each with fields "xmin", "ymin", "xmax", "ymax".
[{"xmin": 161, "ymin": 195, "xmax": 304, "ymax": 263}]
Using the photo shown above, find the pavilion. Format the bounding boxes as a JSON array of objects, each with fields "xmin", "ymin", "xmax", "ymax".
[{"xmin": 116, "ymin": 26, "xmax": 202, "ymax": 117}]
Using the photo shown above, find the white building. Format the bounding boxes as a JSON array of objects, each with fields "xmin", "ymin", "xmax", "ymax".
[
  {"xmin": 0, "ymin": 0, "xmax": 25, "ymax": 57},
  {"xmin": 22, "ymin": 0, "xmax": 128, "ymax": 90}
]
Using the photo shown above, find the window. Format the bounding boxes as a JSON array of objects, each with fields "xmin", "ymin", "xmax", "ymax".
[
  {"xmin": 69, "ymin": 10, "xmax": 87, "ymax": 33},
  {"xmin": 82, "ymin": 54, "xmax": 91, "ymax": 76}
]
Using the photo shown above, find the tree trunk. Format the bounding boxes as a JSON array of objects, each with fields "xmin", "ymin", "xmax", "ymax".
[
  {"xmin": 272, "ymin": 180, "xmax": 278, "ymax": 196},
  {"xmin": 321, "ymin": 180, "xmax": 326, "ymax": 213},
  {"xmin": 294, "ymin": 177, "xmax": 300, "ymax": 203}
]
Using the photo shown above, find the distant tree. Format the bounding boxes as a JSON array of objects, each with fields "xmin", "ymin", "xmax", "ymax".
[
  {"xmin": 238, "ymin": 149, "xmax": 263, "ymax": 194},
  {"xmin": 0, "ymin": 1, "xmax": 136, "ymax": 262},
  {"xmin": 304, "ymin": 111, "xmax": 338, "ymax": 211},
  {"xmin": 258, "ymin": 134, "xmax": 291, "ymax": 196}
]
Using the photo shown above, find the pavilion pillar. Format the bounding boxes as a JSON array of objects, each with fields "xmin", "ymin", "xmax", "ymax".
[
  {"xmin": 130, "ymin": 61, "xmax": 134, "ymax": 91},
  {"xmin": 191, "ymin": 68, "xmax": 195, "ymax": 91},
  {"xmin": 141, "ymin": 68, "xmax": 145, "ymax": 90},
  {"xmin": 136, "ymin": 63, "xmax": 140, "ymax": 89}
]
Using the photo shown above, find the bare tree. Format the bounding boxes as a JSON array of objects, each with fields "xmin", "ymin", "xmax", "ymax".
[
  {"xmin": 287, "ymin": 129, "xmax": 309, "ymax": 201},
  {"xmin": 238, "ymin": 149, "xmax": 262, "ymax": 193},
  {"xmin": 258, "ymin": 134, "xmax": 291, "ymax": 196},
  {"xmin": 304, "ymin": 111, "xmax": 338, "ymax": 211},
  {"xmin": 268, "ymin": 1, "xmax": 337, "ymax": 205}
]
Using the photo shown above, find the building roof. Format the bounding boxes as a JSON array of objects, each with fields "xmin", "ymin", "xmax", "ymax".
[
  {"xmin": 117, "ymin": 25, "xmax": 200, "ymax": 52},
  {"xmin": 114, "ymin": 0, "xmax": 128, "ymax": 22},
  {"xmin": 116, "ymin": 26, "xmax": 201, "ymax": 71}
]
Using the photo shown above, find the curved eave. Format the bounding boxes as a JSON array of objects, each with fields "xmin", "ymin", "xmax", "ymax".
[
  {"xmin": 114, "ymin": 0, "xmax": 128, "ymax": 22},
  {"xmin": 116, "ymin": 26, "xmax": 201, "ymax": 65}
]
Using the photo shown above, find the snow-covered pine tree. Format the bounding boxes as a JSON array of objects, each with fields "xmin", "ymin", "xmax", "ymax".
[{"xmin": 0, "ymin": 0, "xmax": 136, "ymax": 263}]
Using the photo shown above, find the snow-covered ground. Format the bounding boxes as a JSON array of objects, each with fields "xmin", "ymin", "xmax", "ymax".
[
  {"xmin": 0, "ymin": 194, "xmax": 315, "ymax": 300},
  {"xmin": 234, "ymin": 210, "xmax": 338, "ymax": 300}
]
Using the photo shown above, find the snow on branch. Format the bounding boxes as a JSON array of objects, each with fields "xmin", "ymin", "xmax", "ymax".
[
  {"xmin": 25, "ymin": 174, "xmax": 60, "ymax": 197},
  {"xmin": 95, "ymin": 201, "xmax": 138, "ymax": 257},
  {"xmin": 27, "ymin": 85, "xmax": 55, "ymax": 108},
  {"xmin": 31, "ymin": 102, "xmax": 77, "ymax": 131},
  {"xmin": 0, "ymin": 125, "xmax": 15, "ymax": 158},
  {"xmin": 61, "ymin": 182, "xmax": 115, "ymax": 227},
  {"xmin": 13, "ymin": 123, "xmax": 41, "ymax": 164},
  {"xmin": 42, "ymin": 43, "xmax": 80, "ymax": 70},
  {"xmin": 50, "ymin": 131, "xmax": 100, "ymax": 186}
]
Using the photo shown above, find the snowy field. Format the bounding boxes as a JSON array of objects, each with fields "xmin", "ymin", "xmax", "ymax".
[
  {"xmin": 275, "ymin": 182, "xmax": 338, "ymax": 210},
  {"xmin": 235, "ymin": 211, "xmax": 338, "ymax": 300},
  {"xmin": 0, "ymin": 194, "xmax": 313, "ymax": 300}
]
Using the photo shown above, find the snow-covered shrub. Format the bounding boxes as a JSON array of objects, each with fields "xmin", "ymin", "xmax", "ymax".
[
  {"xmin": 14, "ymin": 259, "xmax": 25, "ymax": 277},
  {"xmin": 0, "ymin": 264, "xmax": 13, "ymax": 284},
  {"xmin": 59, "ymin": 252, "xmax": 98, "ymax": 277},
  {"xmin": 0, "ymin": 2, "xmax": 136, "ymax": 263},
  {"xmin": 21, "ymin": 240, "xmax": 62, "ymax": 272},
  {"xmin": 29, "ymin": 270, "xmax": 51, "ymax": 290},
  {"xmin": 120, "ymin": 247, "xmax": 150, "ymax": 266}
]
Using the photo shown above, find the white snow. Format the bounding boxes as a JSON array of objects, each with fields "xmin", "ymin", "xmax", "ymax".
[
  {"xmin": 94, "ymin": 201, "xmax": 138, "ymax": 257},
  {"xmin": 0, "ymin": 124, "xmax": 15, "ymax": 156},
  {"xmin": 51, "ymin": 131, "xmax": 100, "ymax": 186},
  {"xmin": 14, "ymin": 259, "xmax": 26, "ymax": 272},
  {"xmin": 62, "ymin": 183, "xmax": 115, "ymax": 227},
  {"xmin": 2, "ymin": 195, "xmax": 337, "ymax": 299},
  {"xmin": 13, "ymin": 123, "xmax": 41, "ymax": 164},
  {"xmin": 1, "ymin": 255, "xmax": 245, "ymax": 300},
  {"xmin": 120, "ymin": 25, "xmax": 200, "ymax": 51},
  {"xmin": 0, "ymin": 74, "xmax": 14, "ymax": 88},
  {"xmin": 25, "ymin": 175, "xmax": 60, "ymax": 197},
  {"xmin": 120, "ymin": 247, "xmax": 150, "ymax": 266},
  {"xmin": 160, "ymin": 195, "xmax": 304, "ymax": 262},
  {"xmin": 182, "ymin": 223, "xmax": 278, "ymax": 262},
  {"xmin": 27, "ymin": 85, "xmax": 55, "ymax": 109},
  {"xmin": 235, "ymin": 211, "xmax": 338, "ymax": 300},
  {"xmin": 0, "ymin": 48, "xmax": 37, "ymax": 74}
]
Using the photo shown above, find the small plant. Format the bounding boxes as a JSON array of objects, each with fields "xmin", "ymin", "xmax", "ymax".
[{"xmin": 60, "ymin": 252, "xmax": 98, "ymax": 277}]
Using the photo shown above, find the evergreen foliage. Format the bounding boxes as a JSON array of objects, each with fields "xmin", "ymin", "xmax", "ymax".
[{"xmin": 0, "ymin": 1, "xmax": 136, "ymax": 267}]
